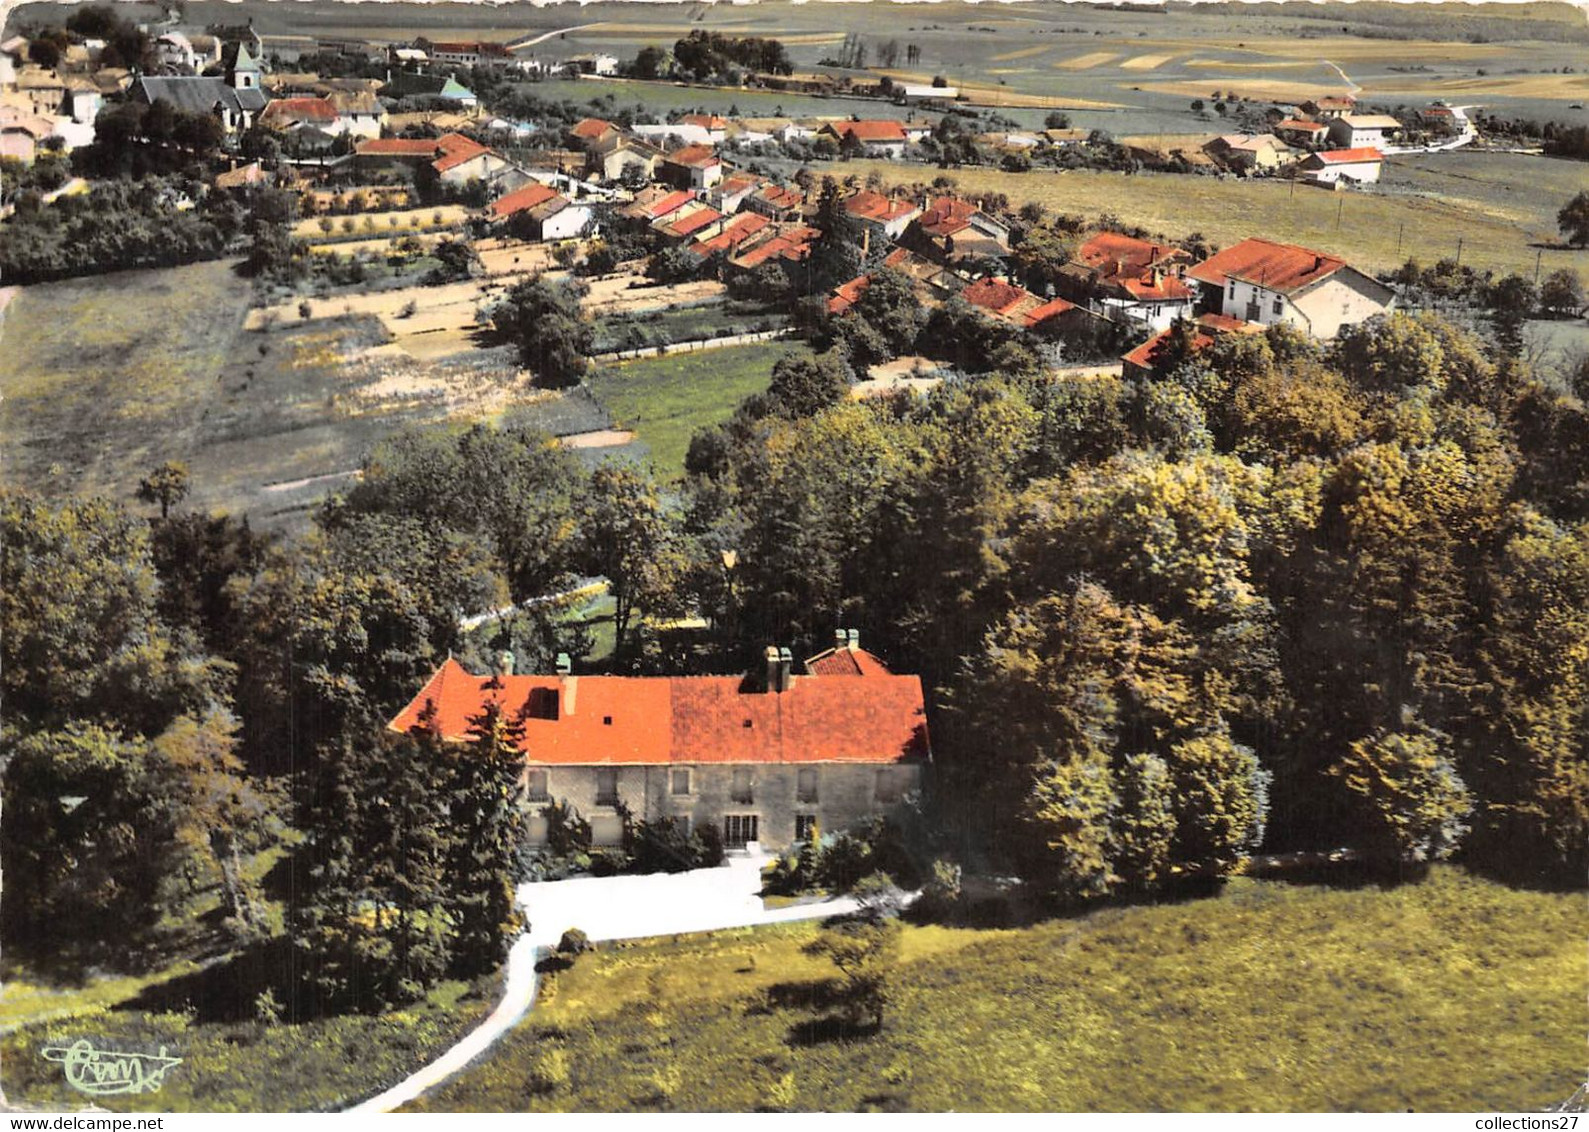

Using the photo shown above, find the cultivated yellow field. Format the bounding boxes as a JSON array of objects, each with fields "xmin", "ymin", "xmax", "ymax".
[
  {"xmin": 1055, "ymin": 51, "xmax": 1121, "ymax": 70},
  {"xmin": 1120, "ymin": 53, "xmax": 1177, "ymax": 71}
]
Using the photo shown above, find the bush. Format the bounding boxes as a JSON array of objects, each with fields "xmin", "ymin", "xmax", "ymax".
[{"xmin": 556, "ymin": 928, "xmax": 590, "ymax": 957}]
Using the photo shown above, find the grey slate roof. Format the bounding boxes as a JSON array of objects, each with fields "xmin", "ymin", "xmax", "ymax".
[{"xmin": 135, "ymin": 76, "xmax": 265, "ymax": 117}]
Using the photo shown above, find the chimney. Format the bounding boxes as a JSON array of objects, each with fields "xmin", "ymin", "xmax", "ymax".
[
  {"xmin": 847, "ymin": 629, "xmax": 859, "ymax": 651},
  {"xmin": 778, "ymin": 647, "xmax": 793, "ymax": 690},
  {"xmin": 495, "ymin": 649, "xmax": 515, "ymax": 677},
  {"xmin": 555, "ymin": 652, "xmax": 572, "ymax": 676},
  {"xmin": 1313, "ymin": 254, "xmax": 1324, "ymax": 272},
  {"xmin": 862, "ymin": 224, "xmax": 870, "ymax": 258},
  {"xmin": 835, "ymin": 628, "xmax": 849, "ymax": 650},
  {"xmin": 765, "ymin": 645, "xmax": 782, "ymax": 692}
]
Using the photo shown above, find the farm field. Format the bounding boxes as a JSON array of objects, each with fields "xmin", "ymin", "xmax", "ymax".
[
  {"xmin": 587, "ymin": 340, "xmax": 800, "ymax": 481},
  {"xmin": 0, "ymin": 262, "xmax": 535, "ymax": 529},
  {"xmin": 846, "ymin": 154, "xmax": 1585, "ymax": 280},
  {"xmin": 408, "ymin": 867, "xmax": 1583, "ymax": 1113}
]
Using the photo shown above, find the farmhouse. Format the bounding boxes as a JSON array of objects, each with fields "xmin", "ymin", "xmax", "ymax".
[
  {"xmin": 1297, "ymin": 147, "xmax": 1384, "ymax": 186},
  {"xmin": 1203, "ymin": 133, "xmax": 1295, "ymax": 173},
  {"xmin": 586, "ymin": 134, "xmax": 662, "ymax": 183},
  {"xmin": 901, "ymin": 196, "xmax": 1011, "ymax": 266},
  {"xmin": 1273, "ymin": 118, "xmax": 1329, "ymax": 148},
  {"xmin": 568, "ymin": 117, "xmax": 619, "ymax": 150},
  {"xmin": 961, "ymin": 276, "xmax": 1083, "ymax": 333},
  {"xmin": 1327, "ymin": 114, "xmax": 1401, "ymax": 150},
  {"xmin": 1059, "ymin": 232, "xmax": 1195, "ymax": 332},
  {"xmin": 1301, "ymin": 95, "xmax": 1356, "ymax": 120},
  {"xmin": 489, "ymin": 181, "xmax": 592, "ymax": 240},
  {"xmin": 819, "ymin": 119, "xmax": 908, "ymax": 157},
  {"xmin": 1188, "ymin": 237, "xmax": 1395, "ymax": 339},
  {"xmin": 388, "ymin": 635, "xmax": 930, "ymax": 851}
]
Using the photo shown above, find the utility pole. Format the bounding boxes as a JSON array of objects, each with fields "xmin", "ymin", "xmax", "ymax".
[
  {"xmin": 1335, "ymin": 193, "xmax": 1343, "ymax": 232},
  {"xmin": 1395, "ymin": 221, "xmax": 1404, "ymax": 259},
  {"xmin": 1534, "ymin": 247, "xmax": 1542, "ymax": 283},
  {"xmin": 1455, "ymin": 236, "xmax": 1463, "ymax": 267}
]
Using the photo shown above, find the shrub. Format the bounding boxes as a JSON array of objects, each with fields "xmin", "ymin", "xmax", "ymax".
[
  {"xmin": 529, "ymin": 1047, "xmax": 571, "ymax": 1094},
  {"xmin": 556, "ymin": 928, "xmax": 590, "ymax": 957}
]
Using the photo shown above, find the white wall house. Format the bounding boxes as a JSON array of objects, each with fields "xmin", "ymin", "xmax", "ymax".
[{"xmin": 1189, "ymin": 237, "xmax": 1395, "ymax": 340}]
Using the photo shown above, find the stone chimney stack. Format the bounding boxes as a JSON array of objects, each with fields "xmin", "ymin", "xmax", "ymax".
[
  {"xmin": 766, "ymin": 645, "xmax": 783, "ymax": 692},
  {"xmin": 847, "ymin": 628, "xmax": 859, "ymax": 651},
  {"xmin": 495, "ymin": 650, "xmax": 515, "ymax": 677},
  {"xmin": 778, "ymin": 647, "xmax": 793, "ymax": 690},
  {"xmin": 835, "ymin": 628, "xmax": 849, "ymax": 650},
  {"xmin": 555, "ymin": 652, "xmax": 572, "ymax": 676}
]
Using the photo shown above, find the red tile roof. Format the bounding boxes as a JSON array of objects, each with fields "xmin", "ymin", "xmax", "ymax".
[
  {"xmin": 489, "ymin": 181, "xmax": 559, "ymax": 219},
  {"xmin": 680, "ymin": 112, "xmax": 727, "ymax": 130},
  {"xmin": 389, "ymin": 657, "xmax": 929, "ymax": 766},
  {"xmin": 662, "ymin": 205, "xmax": 723, "ymax": 237},
  {"xmin": 803, "ymin": 644, "xmax": 893, "ymax": 677},
  {"xmin": 843, "ymin": 189, "xmax": 918, "ymax": 223},
  {"xmin": 826, "ymin": 119, "xmax": 908, "ymax": 144},
  {"xmin": 1187, "ymin": 237, "xmax": 1348, "ymax": 295},
  {"xmin": 357, "ymin": 137, "xmax": 439, "ymax": 157},
  {"xmin": 731, "ymin": 226, "xmax": 818, "ymax": 268},
  {"xmin": 635, "ymin": 188, "xmax": 697, "ymax": 221},
  {"xmin": 753, "ymin": 184, "xmax": 804, "ymax": 211},
  {"xmin": 917, "ymin": 195, "xmax": 980, "ymax": 237},
  {"xmin": 1121, "ymin": 313, "xmax": 1260, "ymax": 372},
  {"xmin": 692, "ymin": 211, "xmax": 770, "ymax": 256},
  {"xmin": 1020, "ymin": 296, "xmax": 1078, "ymax": 327},
  {"xmin": 260, "ymin": 97, "xmax": 338, "ymax": 126},
  {"xmin": 1077, "ymin": 231, "xmax": 1187, "ymax": 278},
  {"xmin": 432, "ymin": 132, "xmax": 491, "ymax": 173},
  {"xmin": 1275, "ymin": 117, "xmax": 1326, "ymax": 133},
  {"xmin": 1308, "ymin": 146, "xmax": 1384, "ymax": 164},
  {"xmin": 664, "ymin": 143, "xmax": 721, "ymax": 169},
  {"xmin": 962, "ymin": 276, "xmax": 1032, "ymax": 317},
  {"xmin": 1118, "ymin": 275, "xmax": 1194, "ymax": 301},
  {"xmin": 570, "ymin": 117, "xmax": 616, "ymax": 140}
]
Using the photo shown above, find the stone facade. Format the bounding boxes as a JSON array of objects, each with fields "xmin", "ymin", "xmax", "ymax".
[{"xmin": 523, "ymin": 761, "xmax": 924, "ymax": 850}]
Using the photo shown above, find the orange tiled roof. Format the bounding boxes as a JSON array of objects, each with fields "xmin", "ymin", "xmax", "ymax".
[
  {"xmin": 1307, "ymin": 146, "xmax": 1384, "ymax": 164},
  {"xmin": 357, "ymin": 137, "xmax": 439, "ymax": 156},
  {"xmin": 827, "ymin": 119, "xmax": 907, "ymax": 143},
  {"xmin": 1020, "ymin": 296, "xmax": 1077, "ymax": 327},
  {"xmin": 1275, "ymin": 118, "xmax": 1326, "ymax": 133},
  {"xmin": 662, "ymin": 205, "xmax": 723, "ymax": 237},
  {"xmin": 1187, "ymin": 237, "xmax": 1348, "ymax": 295},
  {"xmin": 665, "ymin": 143, "xmax": 721, "ymax": 169},
  {"xmin": 843, "ymin": 189, "xmax": 917, "ymax": 223},
  {"xmin": 680, "ymin": 112, "xmax": 727, "ymax": 130},
  {"xmin": 489, "ymin": 181, "xmax": 559, "ymax": 218},
  {"xmin": 570, "ymin": 117, "xmax": 616, "ymax": 140},
  {"xmin": 635, "ymin": 188, "xmax": 697, "ymax": 221},
  {"xmin": 962, "ymin": 276, "xmax": 1032, "ymax": 317},
  {"xmin": 389, "ymin": 657, "xmax": 929, "ymax": 766},
  {"xmin": 260, "ymin": 96, "xmax": 338, "ymax": 126},
  {"xmin": 432, "ymin": 132, "xmax": 491, "ymax": 172}
]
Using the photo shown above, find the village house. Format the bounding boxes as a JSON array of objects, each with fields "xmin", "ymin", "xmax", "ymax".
[
  {"xmin": 1187, "ymin": 236, "xmax": 1395, "ymax": 339},
  {"xmin": 678, "ymin": 112, "xmax": 728, "ymax": 143},
  {"xmin": 567, "ymin": 116, "xmax": 619, "ymax": 151},
  {"xmin": 826, "ymin": 247, "xmax": 956, "ymax": 316},
  {"xmin": 900, "ymin": 196, "xmax": 1012, "ymax": 267},
  {"xmin": 707, "ymin": 172, "xmax": 766, "ymax": 214},
  {"xmin": 563, "ymin": 53, "xmax": 619, "ymax": 77},
  {"xmin": 1420, "ymin": 104, "xmax": 1459, "ymax": 136},
  {"xmin": 489, "ymin": 181, "xmax": 592, "ymax": 241},
  {"xmin": 1327, "ymin": 113, "xmax": 1401, "ymax": 150},
  {"xmin": 659, "ymin": 143, "xmax": 723, "ymax": 190},
  {"xmin": 631, "ymin": 120, "xmax": 715, "ymax": 148},
  {"xmin": 1273, "ymin": 118, "xmax": 1330, "ymax": 148},
  {"xmin": 1301, "ymin": 95, "xmax": 1356, "ymax": 120},
  {"xmin": 743, "ymin": 181, "xmax": 805, "ymax": 220},
  {"xmin": 818, "ymin": 119, "xmax": 908, "ymax": 157},
  {"xmin": 1203, "ymin": 132, "xmax": 1295, "ymax": 173},
  {"xmin": 842, "ymin": 188, "xmax": 922, "ymax": 240},
  {"xmin": 621, "ymin": 186, "xmax": 700, "ymax": 227},
  {"xmin": 1058, "ymin": 232, "xmax": 1195, "ymax": 333},
  {"xmin": 960, "ymin": 276, "xmax": 1088, "ymax": 335},
  {"xmin": 687, "ymin": 210, "xmax": 773, "ymax": 264},
  {"xmin": 388, "ymin": 634, "xmax": 930, "ymax": 851},
  {"xmin": 1297, "ymin": 146, "xmax": 1384, "ymax": 186},
  {"xmin": 727, "ymin": 224, "xmax": 819, "ymax": 275},
  {"xmin": 586, "ymin": 134, "xmax": 662, "ymax": 183}
]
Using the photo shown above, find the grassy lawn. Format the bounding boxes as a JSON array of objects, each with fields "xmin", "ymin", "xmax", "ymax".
[
  {"xmin": 587, "ymin": 340, "xmax": 803, "ymax": 481},
  {"xmin": 410, "ymin": 868, "xmax": 1583, "ymax": 1112},
  {"xmin": 591, "ymin": 301, "xmax": 788, "ymax": 356},
  {"xmin": 0, "ymin": 975, "xmax": 496, "ymax": 1113},
  {"xmin": 846, "ymin": 156, "xmax": 1586, "ymax": 280}
]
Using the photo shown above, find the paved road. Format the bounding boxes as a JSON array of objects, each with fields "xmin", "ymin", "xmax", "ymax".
[{"xmin": 348, "ymin": 855, "xmax": 862, "ymax": 1113}]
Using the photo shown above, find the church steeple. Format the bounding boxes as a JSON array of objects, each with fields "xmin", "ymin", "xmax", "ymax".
[{"xmin": 230, "ymin": 41, "xmax": 260, "ymax": 90}]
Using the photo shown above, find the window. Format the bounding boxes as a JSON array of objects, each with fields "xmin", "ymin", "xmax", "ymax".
[
  {"xmin": 875, "ymin": 768, "xmax": 903, "ymax": 804},
  {"xmin": 795, "ymin": 814, "xmax": 818, "ymax": 843},
  {"xmin": 525, "ymin": 688, "xmax": 559, "ymax": 720},
  {"xmin": 724, "ymin": 814, "xmax": 759, "ymax": 848},
  {"xmin": 1228, "ymin": 280, "xmax": 1236, "ymax": 298},
  {"xmin": 671, "ymin": 768, "xmax": 692, "ymax": 796},
  {"xmin": 596, "ymin": 767, "xmax": 619, "ymax": 806},
  {"xmin": 797, "ymin": 768, "xmax": 818, "ymax": 804},
  {"xmin": 525, "ymin": 769, "xmax": 549, "ymax": 803},
  {"xmin": 1272, "ymin": 295, "xmax": 1284, "ymax": 315},
  {"xmin": 731, "ymin": 768, "xmax": 754, "ymax": 804}
]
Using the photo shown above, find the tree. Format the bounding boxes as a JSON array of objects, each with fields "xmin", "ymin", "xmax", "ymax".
[
  {"xmin": 1044, "ymin": 111, "xmax": 1073, "ymax": 130},
  {"xmin": 1488, "ymin": 273, "xmax": 1539, "ymax": 357},
  {"xmin": 1331, "ymin": 728, "xmax": 1473, "ymax": 867},
  {"xmin": 442, "ymin": 700, "xmax": 529, "ymax": 975},
  {"xmin": 801, "ymin": 886, "xmax": 902, "ymax": 1030},
  {"xmin": 1558, "ymin": 189, "xmax": 1589, "ymax": 248},
  {"xmin": 2, "ymin": 723, "xmax": 186, "ymax": 956},
  {"xmin": 1021, "ymin": 752, "xmax": 1118, "ymax": 901},
  {"xmin": 137, "ymin": 460, "xmax": 191, "ymax": 519},
  {"xmin": 1111, "ymin": 753, "xmax": 1177, "ymax": 891},
  {"xmin": 490, "ymin": 275, "xmax": 593, "ymax": 387},
  {"xmin": 579, "ymin": 463, "xmax": 679, "ymax": 662},
  {"xmin": 767, "ymin": 351, "xmax": 849, "ymax": 418},
  {"xmin": 632, "ymin": 45, "xmax": 668, "ymax": 79},
  {"xmin": 426, "ymin": 238, "xmax": 477, "ymax": 284},
  {"xmin": 1539, "ymin": 267, "xmax": 1584, "ymax": 318},
  {"xmin": 1167, "ymin": 731, "xmax": 1271, "ymax": 874}
]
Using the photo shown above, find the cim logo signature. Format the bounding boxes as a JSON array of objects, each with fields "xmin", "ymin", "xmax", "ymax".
[{"xmin": 42, "ymin": 1040, "xmax": 183, "ymax": 1096}]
